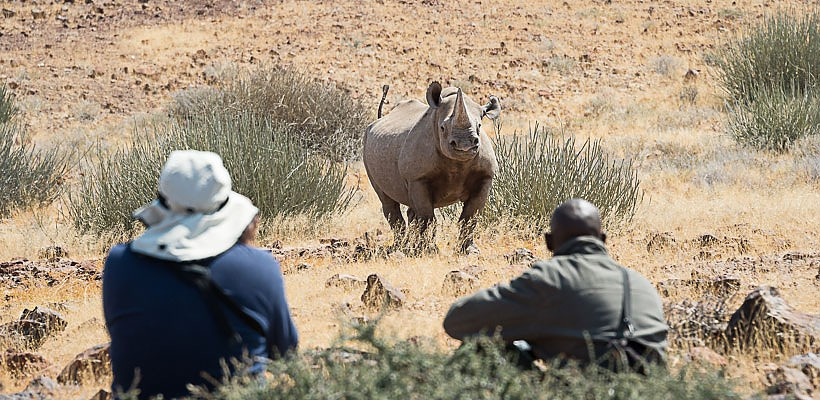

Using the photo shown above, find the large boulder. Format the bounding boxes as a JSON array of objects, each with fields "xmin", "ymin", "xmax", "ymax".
[
  {"xmin": 57, "ymin": 343, "xmax": 111, "ymax": 384},
  {"xmin": 441, "ymin": 270, "xmax": 478, "ymax": 296},
  {"xmin": 0, "ymin": 351, "xmax": 49, "ymax": 378},
  {"xmin": 725, "ymin": 287, "xmax": 819, "ymax": 352},
  {"xmin": 0, "ymin": 307, "xmax": 67, "ymax": 351},
  {"xmin": 361, "ymin": 274, "xmax": 405, "ymax": 311}
]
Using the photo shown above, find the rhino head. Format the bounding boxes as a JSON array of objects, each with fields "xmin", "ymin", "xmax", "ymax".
[{"xmin": 425, "ymin": 81, "xmax": 501, "ymax": 162}]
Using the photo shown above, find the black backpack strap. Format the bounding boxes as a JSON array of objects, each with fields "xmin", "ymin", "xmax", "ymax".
[{"xmin": 176, "ymin": 264, "xmax": 266, "ymax": 344}]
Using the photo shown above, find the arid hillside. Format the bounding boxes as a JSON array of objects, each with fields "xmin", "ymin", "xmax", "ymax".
[{"xmin": 1, "ymin": 0, "xmax": 819, "ymax": 398}]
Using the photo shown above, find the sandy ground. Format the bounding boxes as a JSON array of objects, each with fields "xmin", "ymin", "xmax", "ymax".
[{"xmin": 1, "ymin": 0, "xmax": 819, "ymax": 397}]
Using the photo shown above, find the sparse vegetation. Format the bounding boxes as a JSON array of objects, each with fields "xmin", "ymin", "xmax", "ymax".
[
  {"xmin": 0, "ymin": 84, "xmax": 17, "ymax": 124},
  {"xmin": 195, "ymin": 323, "xmax": 741, "ymax": 400},
  {"xmin": 169, "ymin": 66, "xmax": 371, "ymax": 161},
  {"xmin": 487, "ymin": 123, "xmax": 642, "ymax": 230},
  {"xmin": 67, "ymin": 110, "xmax": 355, "ymax": 239},
  {"xmin": 714, "ymin": 11, "xmax": 820, "ymax": 151},
  {"xmin": 0, "ymin": 123, "xmax": 68, "ymax": 218}
]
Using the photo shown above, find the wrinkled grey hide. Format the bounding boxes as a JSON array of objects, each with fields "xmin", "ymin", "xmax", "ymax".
[{"xmin": 363, "ymin": 81, "xmax": 501, "ymax": 253}]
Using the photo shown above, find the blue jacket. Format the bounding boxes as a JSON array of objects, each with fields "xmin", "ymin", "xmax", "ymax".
[{"xmin": 103, "ymin": 243, "xmax": 298, "ymax": 399}]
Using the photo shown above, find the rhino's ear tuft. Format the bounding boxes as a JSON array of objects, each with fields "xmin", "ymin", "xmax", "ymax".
[
  {"xmin": 426, "ymin": 81, "xmax": 443, "ymax": 108},
  {"xmin": 481, "ymin": 96, "xmax": 502, "ymax": 120}
]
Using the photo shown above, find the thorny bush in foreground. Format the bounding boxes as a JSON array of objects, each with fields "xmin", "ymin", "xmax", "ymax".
[
  {"xmin": 68, "ymin": 111, "xmax": 354, "ymax": 239},
  {"xmin": 155, "ymin": 321, "xmax": 742, "ymax": 400}
]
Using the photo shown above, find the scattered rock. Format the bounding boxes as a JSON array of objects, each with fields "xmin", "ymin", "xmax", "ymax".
[
  {"xmin": 57, "ymin": 343, "xmax": 111, "ymax": 384},
  {"xmin": 685, "ymin": 346, "xmax": 726, "ymax": 368},
  {"xmin": 726, "ymin": 287, "xmax": 819, "ymax": 352},
  {"xmin": 683, "ymin": 69, "xmax": 699, "ymax": 82},
  {"xmin": 31, "ymin": 8, "xmax": 47, "ymax": 19},
  {"xmin": 38, "ymin": 246, "xmax": 68, "ymax": 261},
  {"xmin": 325, "ymin": 274, "xmax": 367, "ymax": 290},
  {"xmin": 0, "ymin": 307, "xmax": 67, "ymax": 350},
  {"xmin": 695, "ymin": 233, "xmax": 719, "ymax": 247},
  {"xmin": 441, "ymin": 270, "xmax": 478, "ymax": 296},
  {"xmin": 785, "ymin": 353, "xmax": 820, "ymax": 389},
  {"xmin": 361, "ymin": 274, "xmax": 405, "ymax": 311},
  {"xmin": 460, "ymin": 264, "xmax": 488, "ymax": 278},
  {"xmin": 646, "ymin": 232, "xmax": 676, "ymax": 253},
  {"xmin": 0, "ymin": 376, "xmax": 60, "ymax": 400},
  {"xmin": 656, "ymin": 275, "xmax": 740, "ymax": 298},
  {"xmin": 296, "ymin": 263, "xmax": 312, "ymax": 272},
  {"xmin": 0, "ymin": 351, "xmax": 50, "ymax": 378},
  {"xmin": 2, "ymin": 8, "xmax": 16, "ymax": 18},
  {"xmin": 89, "ymin": 389, "xmax": 111, "ymax": 400},
  {"xmin": 505, "ymin": 248, "xmax": 535, "ymax": 264},
  {"xmin": 766, "ymin": 365, "xmax": 815, "ymax": 399}
]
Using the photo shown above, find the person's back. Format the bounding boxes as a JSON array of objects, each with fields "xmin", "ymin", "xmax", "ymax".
[
  {"xmin": 443, "ymin": 199, "xmax": 668, "ymax": 368},
  {"xmin": 102, "ymin": 150, "xmax": 298, "ymax": 399},
  {"xmin": 104, "ymin": 243, "xmax": 297, "ymax": 398}
]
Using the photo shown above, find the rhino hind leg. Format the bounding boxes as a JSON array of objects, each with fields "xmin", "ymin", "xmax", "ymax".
[{"xmin": 373, "ymin": 189, "xmax": 406, "ymax": 242}]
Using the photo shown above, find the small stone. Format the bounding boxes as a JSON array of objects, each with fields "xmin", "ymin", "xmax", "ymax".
[
  {"xmin": 361, "ymin": 274, "xmax": 405, "ymax": 311},
  {"xmin": 766, "ymin": 366, "xmax": 814, "ymax": 397},
  {"xmin": 90, "ymin": 389, "xmax": 111, "ymax": 400},
  {"xmin": 1, "ymin": 351, "xmax": 50, "ymax": 378},
  {"xmin": 296, "ymin": 263, "xmax": 312, "ymax": 272},
  {"xmin": 2, "ymin": 8, "xmax": 16, "ymax": 18},
  {"xmin": 684, "ymin": 69, "xmax": 699, "ymax": 82},
  {"xmin": 325, "ymin": 274, "xmax": 366, "ymax": 290},
  {"xmin": 31, "ymin": 8, "xmax": 47, "ymax": 19},
  {"xmin": 441, "ymin": 271, "xmax": 478, "ymax": 296},
  {"xmin": 695, "ymin": 233, "xmax": 719, "ymax": 247},
  {"xmin": 24, "ymin": 376, "xmax": 59, "ymax": 393},
  {"xmin": 461, "ymin": 264, "xmax": 488, "ymax": 278},
  {"xmin": 646, "ymin": 232, "xmax": 676, "ymax": 253},
  {"xmin": 686, "ymin": 346, "xmax": 726, "ymax": 368},
  {"xmin": 505, "ymin": 248, "xmax": 535, "ymax": 264},
  {"xmin": 57, "ymin": 343, "xmax": 111, "ymax": 384},
  {"xmin": 785, "ymin": 353, "xmax": 820, "ymax": 389}
]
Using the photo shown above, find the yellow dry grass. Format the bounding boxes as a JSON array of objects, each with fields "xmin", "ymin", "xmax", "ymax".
[{"xmin": 1, "ymin": 0, "xmax": 819, "ymax": 396}]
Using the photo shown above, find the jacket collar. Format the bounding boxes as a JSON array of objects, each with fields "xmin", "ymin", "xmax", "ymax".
[{"xmin": 553, "ymin": 236, "xmax": 609, "ymax": 257}]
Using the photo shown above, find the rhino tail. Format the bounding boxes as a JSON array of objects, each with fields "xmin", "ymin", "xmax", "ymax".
[{"xmin": 378, "ymin": 84, "xmax": 390, "ymax": 119}]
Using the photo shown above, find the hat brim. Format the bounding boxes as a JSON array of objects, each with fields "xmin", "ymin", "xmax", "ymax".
[{"xmin": 130, "ymin": 192, "xmax": 259, "ymax": 262}]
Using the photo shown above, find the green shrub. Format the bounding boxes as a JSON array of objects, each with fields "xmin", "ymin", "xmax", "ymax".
[
  {"xmin": 194, "ymin": 323, "xmax": 741, "ymax": 400},
  {"xmin": 0, "ymin": 123, "xmax": 68, "ymax": 217},
  {"xmin": 726, "ymin": 88, "xmax": 820, "ymax": 151},
  {"xmin": 67, "ymin": 111, "xmax": 354, "ymax": 238},
  {"xmin": 0, "ymin": 84, "xmax": 17, "ymax": 124},
  {"xmin": 170, "ymin": 66, "xmax": 371, "ymax": 161},
  {"xmin": 486, "ymin": 123, "xmax": 642, "ymax": 230},
  {"xmin": 713, "ymin": 11, "xmax": 820, "ymax": 150}
]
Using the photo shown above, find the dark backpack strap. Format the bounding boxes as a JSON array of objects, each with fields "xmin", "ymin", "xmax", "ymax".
[{"xmin": 176, "ymin": 264, "xmax": 266, "ymax": 344}]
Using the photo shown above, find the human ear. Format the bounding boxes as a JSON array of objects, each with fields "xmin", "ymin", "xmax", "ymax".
[
  {"xmin": 545, "ymin": 232, "xmax": 555, "ymax": 252},
  {"xmin": 600, "ymin": 231, "xmax": 607, "ymax": 244}
]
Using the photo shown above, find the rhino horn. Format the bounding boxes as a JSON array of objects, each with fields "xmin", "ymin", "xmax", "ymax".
[{"xmin": 452, "ymin": 88, "xmax": 471, "ymax": 128}]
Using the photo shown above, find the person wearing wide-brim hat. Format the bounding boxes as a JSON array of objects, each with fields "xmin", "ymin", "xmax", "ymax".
[{"xmin": 102, "ymin": 150, "xmax": 298, "ymax": 399}]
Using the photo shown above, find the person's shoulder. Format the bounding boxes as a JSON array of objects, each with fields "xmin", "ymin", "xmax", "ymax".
[
  {"xmin": 218, "ymin": 244, "xmax": 280, "ymax": 267},
  {"xmin": 105, "ymin": 243, "xmax": 133, "ymax": 262}
]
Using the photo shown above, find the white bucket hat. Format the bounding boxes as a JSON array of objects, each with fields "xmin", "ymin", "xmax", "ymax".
[{"xmin": 131, "ymin": 150, "xmax": 259, "ymax": 262}]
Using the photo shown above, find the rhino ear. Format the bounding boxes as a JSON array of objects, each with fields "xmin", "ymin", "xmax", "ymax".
[
  {"xmin": 426, "ymin": 81, "xmax": 442, "ymax": 108},
  {"xmin": 481, "ymin": 96, "xmax": 501, "ymax": 120}
]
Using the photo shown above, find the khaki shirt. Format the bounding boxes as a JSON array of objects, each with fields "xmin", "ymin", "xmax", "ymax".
[{"xmin": 443, "ymin": 236, "xmax": 668, "ymax": 362}]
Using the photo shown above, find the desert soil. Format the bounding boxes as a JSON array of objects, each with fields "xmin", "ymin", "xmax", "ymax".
[{"xmin": 1, "ymin": 0, "xmax": 819, "ymax": 397}]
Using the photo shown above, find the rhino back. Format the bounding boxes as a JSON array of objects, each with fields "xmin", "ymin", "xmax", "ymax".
[{"xmin": 363, "ymin": 99, "xmax": 429, "ymax": 205}]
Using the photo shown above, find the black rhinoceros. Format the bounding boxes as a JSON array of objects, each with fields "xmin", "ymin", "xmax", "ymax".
[{"xmin": 363, "ymin": 81, "xmax": 501, "ymax": 254}]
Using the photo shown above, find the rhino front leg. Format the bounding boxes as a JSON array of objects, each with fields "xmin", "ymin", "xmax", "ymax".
[
  {"xmin": 407, "ymin": 180, "xmax": 438, "ymax": 255},
  {"xmin": 458, "ymin": 177, "xmax": 493, "ymax": 254}
]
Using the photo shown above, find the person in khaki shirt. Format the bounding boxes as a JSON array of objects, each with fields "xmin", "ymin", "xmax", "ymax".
[{"xmin": 443, "ymin": 198, "xmax": 668, "ymax": 367}]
